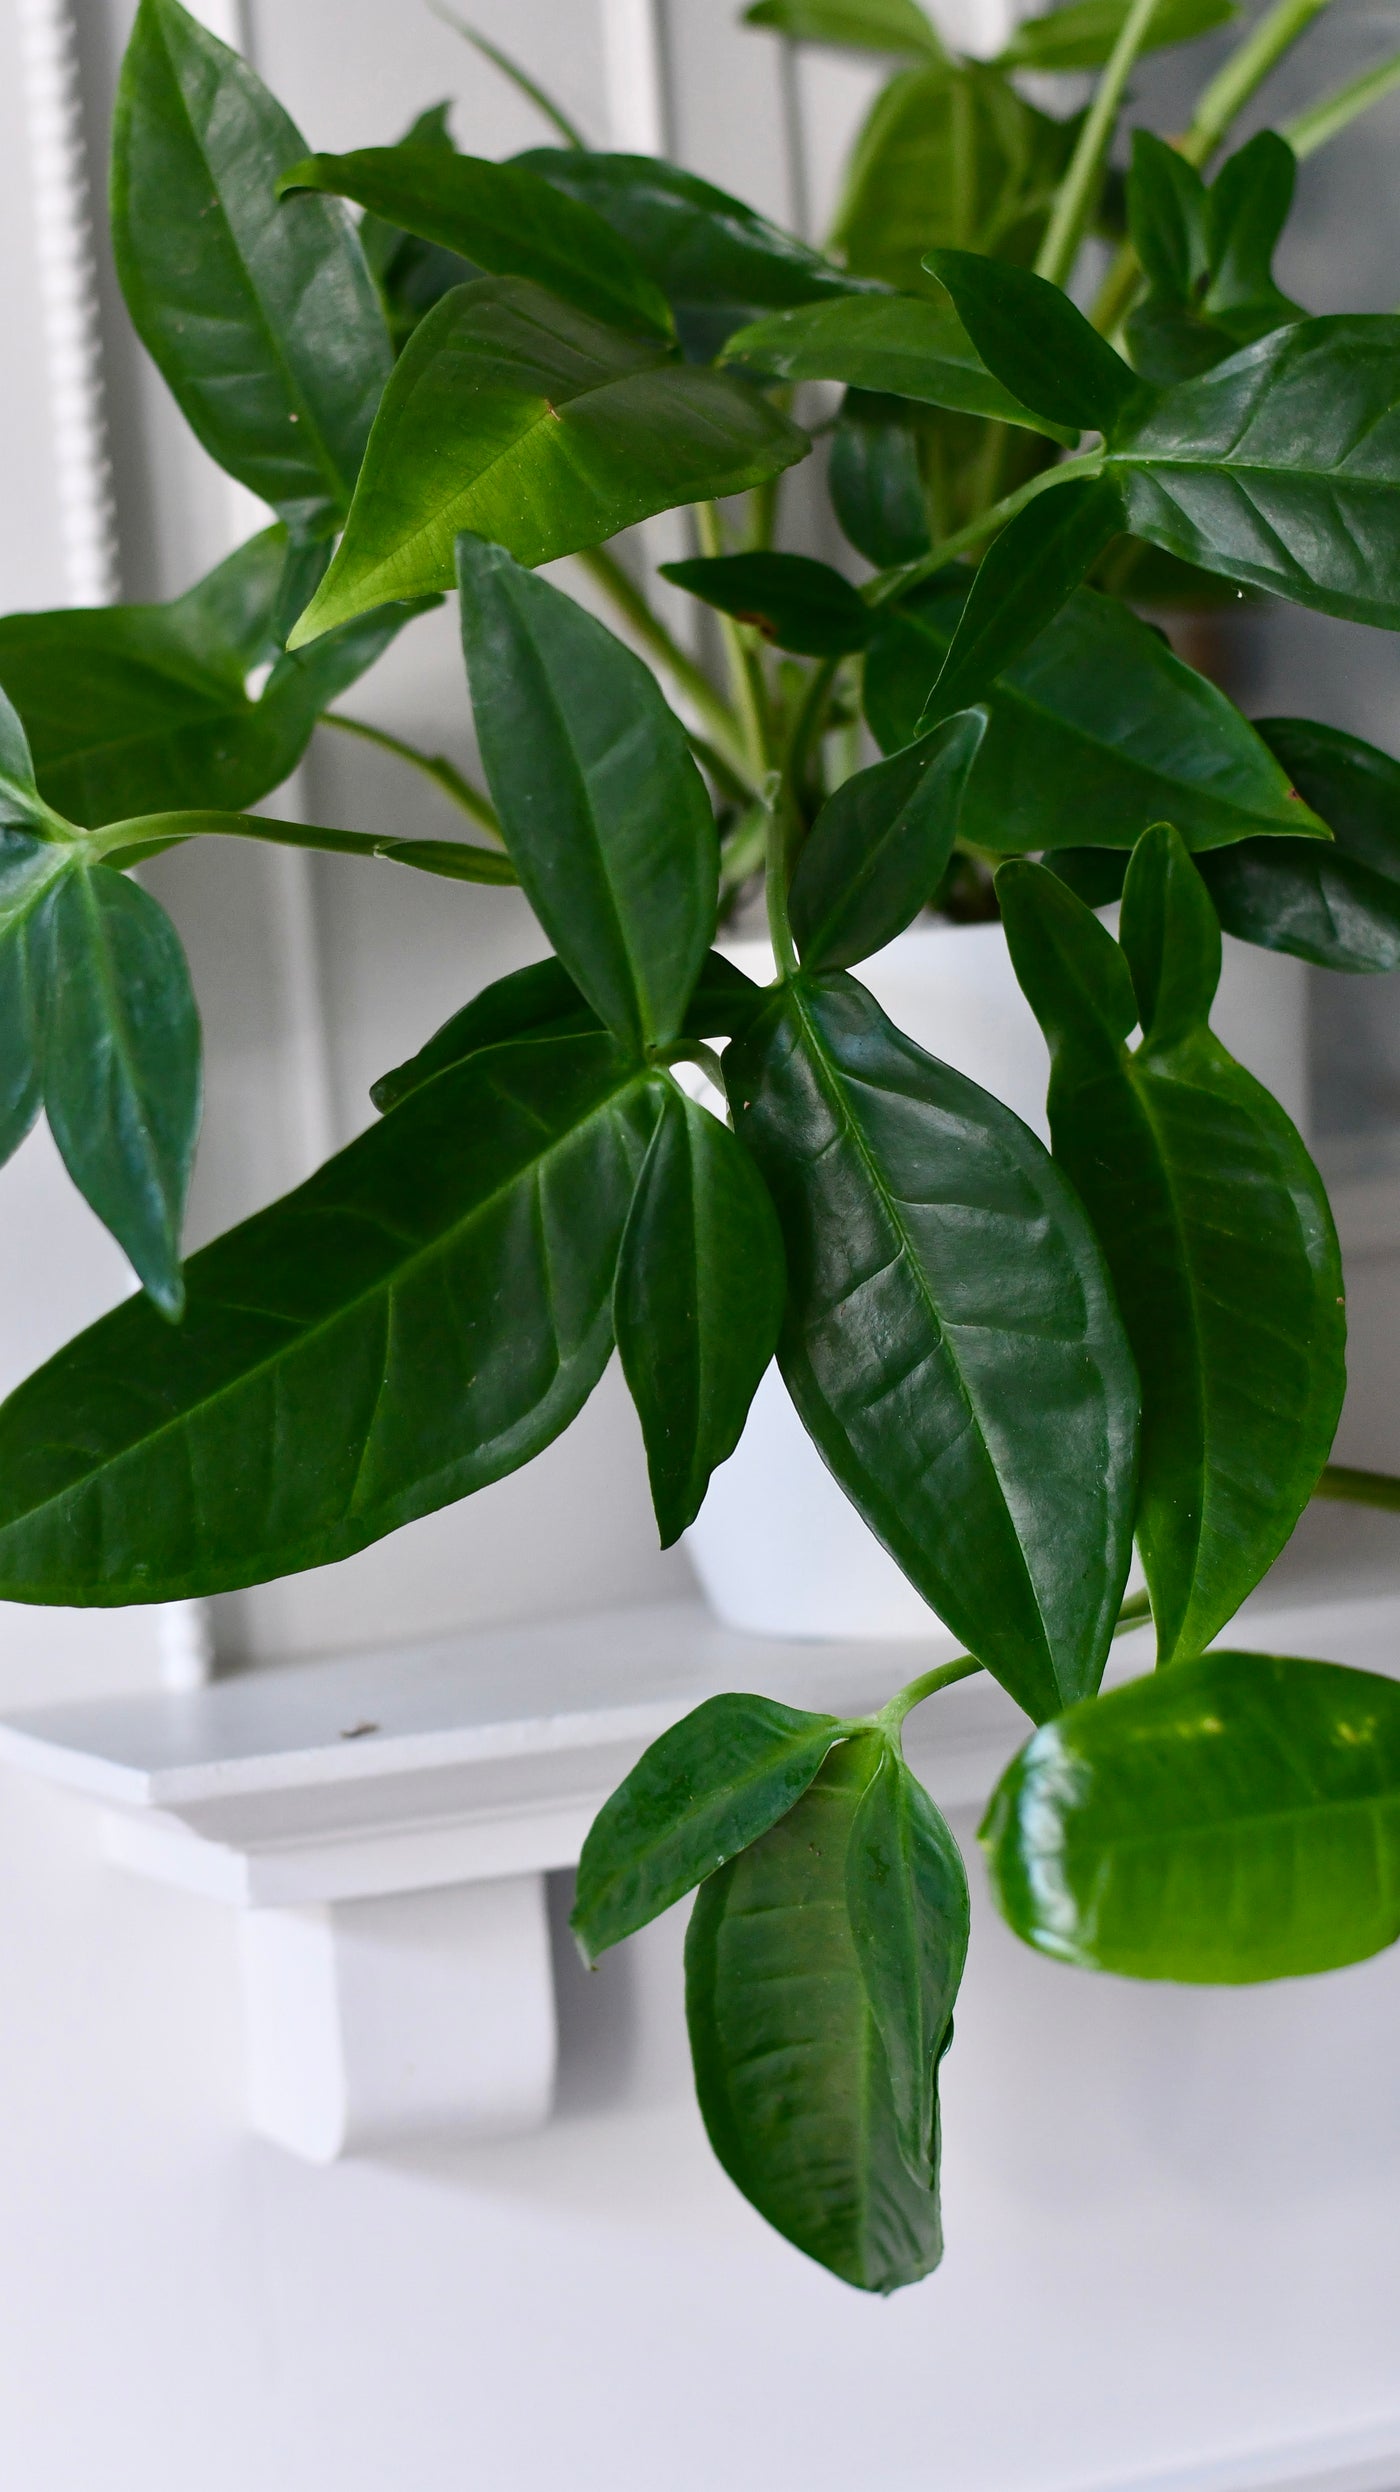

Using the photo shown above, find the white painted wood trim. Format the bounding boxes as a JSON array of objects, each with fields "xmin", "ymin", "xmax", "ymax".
[{"xmin": 1081, "ymin": 2418, "xmax": 1400, "ymax": 2492}]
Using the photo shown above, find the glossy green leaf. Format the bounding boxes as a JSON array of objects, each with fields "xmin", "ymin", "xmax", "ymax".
[
  {"xmin": 111, "ymin": 0, "xmax": 390, "ymax": 533},
  {"xmin": 0, "ymin": 531, "xmax": 428, "ymax": 827},
  {"xmin": 280, "ymin": 150, "xmax": 673, "ymax": 338},
  {"xmin": 1202, "ymin": 133, "xmax": 1302, "ymax": 339},
  {"xmin": 1106, "ymin": 318, "xmax": 1400, "ymax": 628},
  {"xmin": 863, "ymin": 580, "xmax": 1327, "ymax": 852},
  {"xmin": 789, "ymin": 709, "xmax": 986, "ymax": 969},
  {"xmin": 0, "ymin": 685, "xmax": 60, "ymax": 835},
  {"xmin": 356, "ymin": 104, "xmax": 478, "ymax": 354},
  {"xmin": 370, "ymin": 950, "xmax": 764, "ymax": 1114},
  {"xmin": 722, "ymin": 296, "xmax": 1074, "ymax": 442},
  {"xmin": 573, "ymin": 1692, "xmax": 844, "ymax": 1962},
  {"xmin": 660, "ymin": 552, "xmax": 872, "ymax": 657},
  {"xmin": 456, "ymin": 537, "xmax": 717, "ymax": 1049},
  {"xmin": 999, "ymin": 833, "xmax": 1345, "ymax": 1664},
  {"xmin": 830, "ymin": 392, "xmax": 931, "ymax": 567},
  {"xmin": 1128, "ymin": 130, "xmax": 1208, "ymax": 306},
  {"xmin": 996, "ymin": 0, "xmax": 1234, "ymax": 72},
  {"xmin": 0, "ymin": 1034, "xmax": 656, "ymax": 1602},
  {"xmin": 1126, "ymin": 131, "xmax": 1304, "ymax": 384},
  {"xmin": 982, "ymin": 1652, "xmax": 1400, "ymax": 1981},
  {"xmin": 1198, "ymin": 716, "xmax": 1400, "ymax": 970},
  {"xmin": 686, "ymin": 1734, "xmax": 945, "ymax": 2293},
  {"xmin": 918, "ymin": 477, "xmax": 1125, "ymax": 728},
  {"xmin": 847, "ymin": 1744, "xmax": 968, "ymax": 2186},
  {"xmin": 289, "ymin": 280, "xmax": 809, "ymax": 640},
  {"xmin": 615, "ymin": 1082, "xmax": 785, "ymax": 1546},
  {"xmin": 93, "ymin": 809, "xmax": 518, "ymax": 886},
  {"xmin": 743, "ymin": 0, "xmax": 944, "ymax": 55},
  {"xmin": 726, "ymin": 973, "xmax": 1138, "ymax": 1720},
  {"xmin": 927, "ymin": 250, "xmax": 1144, "ymax": 434},
  {"xmin": 0, "ymin": 826, "xmax": 67, "ymax": 1172},
  {"xmin": 832, "ymin": 65, "xmax": 1079, "ymax": 300},
  {"xmin": 34, "ymin": 865, "xmax": 200, "ymax": 1318}
]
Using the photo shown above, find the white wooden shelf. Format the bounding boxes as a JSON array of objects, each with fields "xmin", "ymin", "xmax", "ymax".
[{"xmin": 2, "ymin": 1574, "xmax": 1397, "ymax": 2165}]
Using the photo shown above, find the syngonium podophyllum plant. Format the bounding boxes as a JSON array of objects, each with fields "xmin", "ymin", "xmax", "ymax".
[{"xmin": 5, "ymin": 0, "xmax": 1400, "ymax": 2290}]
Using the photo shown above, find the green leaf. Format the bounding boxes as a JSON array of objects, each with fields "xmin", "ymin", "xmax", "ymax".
[
  {"xmin": 726, "ymin": 973, "xmax": 1138, "ymax": 1720},
  {"xmin": 722, "ymin": 296, "xmax": 1075, "ymax": 442},
  {"xmin": 356, "ymin": 104, "xmax": 478, "ymax": 355},
  {"xmin": 830, "ymin": 392, "xmax": 931, "ymax": 567},
  {"xmin": 999, "ymin": 833, "xmax": 1345, "ymax": 1665},
  {"xmin": 110, "ymin": 0, "xmax": 390, "ymax": 533},
  {"xmin": 289, "ymin": 280, "xmax": 809, "ymax": 639},
  {"xmin": 615, "ymin": 1082, "xmax": 786, "ymax": 1546},
  {"xmin": 573, "ymin": 1692, "xmax": 844, "ymax": 1962},
  {"xmin": 996, "ymin": 0, "xmax": 1234, "ymax": 72},
  {"xmin": 1128, "ymin": 130, "xmax": 1208, "ymax": 306},
  {"xmin": 863, "ymin": 580, "xmax": 1328, "ymax": 852},
  {"xmin": 743, "ymin": 0, "xmax": 945, "ymax": 55},
  {"xmin": 918, "ymin": 477, "xmax": 1125, "ymax": 728},
  {"xmin": 847, "ymin": 1745, "xmax": 968, "ymax": 2186},
  {"xmin": 659, "ymin": 552, "xmax": 872, "ymax": 657},
  {"xmin": 832, "ymin": 65, "xmax": 1080, "ymax": 300},
  {"xmin": 1106, "ymin": 318, "xmax": 1400, "ymax": 628},
  {"xmin": 0, "ymin": 1034, "xmax": 656, "ymax": 1602},
  {"xmin": 982, "ymin": 1651, "xmax": 1400, "ymax": 1981},
  {"xmin": 1198, "ymin": 715, "xmax": 1400, "ymax": 970},
  {"xmin": 279, "ymin": 150, "xmax": 673, "ymax": 338},
  {"xmin": 789, "ymin": 709, "xmax": 986, "ymax": 969},
  {"xmin": 92, "ymin": 808, "xmax": 518, "ymax": 886},
  {"xmin": 1125, "ymin": 131, "xmax": 1304, "ymax": 384},
  {"xmin": 370, "ymin": 949, "xmax": 764, "ymax": 1114},
  {"xmin": 686, "ymin": 1733, "xmax": 946, "ymax": 2293},
  {"xmin": 34, "ymin": 865, "xmax": 201, "ymax": 1318},
  {"xmin": 0, "ymin": 531, "xmax": 429, "ymax": 827},
  {"xmin": 1202, "ymin": 132, "xmax": 1302, "ymax": 340},
  {"xmin": 456, "ymin": 537, "xmax": 717, "ymax": 1050},
  {"xmin": 0, "ymin": 829, "xmax": 63, "ymax": 1172},
  {"xmin": 0, "ymin": 684, "xmax": 58, "ymax": 834},
  {"xmin": 926, "ymin": 250, "xmax": 1144, "ymax": 434}
]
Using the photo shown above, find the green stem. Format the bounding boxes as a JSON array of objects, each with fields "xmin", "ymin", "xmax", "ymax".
[
  {"xmin": 1282, "ymin": 44, "xmax": 1400, "ymax": 158},
  {"xmin": 1113, "ymin": 1587, "xmax": 1154, "ymax": 1635},
  {"xmin": 696, "ymin": 503, "xmax": 772, "ymax": 774},
  {"xmin": 1180, "ymin": 0, "xmax": 1333, "ymax": 166},
  {"xmin": 868, "ymin": 450, "xmax": 1106, "ymax": 607},
  {"xmin": 1035, "ymin": 0, "xmax": 1165, "ymax": 290},
  {"xmin": 879, "ymin": 1653, "xmax": 984, "ymax": 1729},
  {"xmin": 320, "ymin": 712, "xmax": 501, "ymax": 838},
  {"xmin": 662, "ymin": 1040, "xmax": 728, "ymax": 1092},
  {"xmin": 1313, "ymin": 1463, "xmax": 1400, "ymax": 1513},
  {"xmin": 765, "ymin": 792, "xmax": 799, "ymax": 979},
  {"xmin": 685, "ymin": 728, "xmax": 764, "ymax": 810},
  {"xmin": 574, "ymin": 544, "xmax": 756, "ymax": 785}
]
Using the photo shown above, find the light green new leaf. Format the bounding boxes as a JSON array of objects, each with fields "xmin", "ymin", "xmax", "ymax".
[
  {"xmin": 614, "ymin": 1082, "xmax": 786, "ymax": 1545},
  {"xmin": 456, "ymin": 538, "xmax": 717, "ymax": 1049},
  {"xmin": 572, "ymin": 1691, "xmax": 843, "ymax": 1961},
  {"xmin": 722, "ymin": 296, "xmax": 1074, "ymax": 442},
  {"xmin": 847, "ymin": 1745, "xmax": 968, "ymax": 2186},
  {"xmin": 726, "ymin": 974, "xmax": 1138, "ymax": 1721},
  {"xmin": 686, "ymin": 1734, "xmax": 946, "ymax": 2293},
  {"xmin": 0, "ymin": 1035, "xmax": 656, "ymax": 1603},
  {"xmin": 111, "ymin": 0, "xmax": 390, "ymax": 532},
  {"xmin": 983, "ymin": 1652, "xmax": 1400, "ymax": 1981},
  {"xmin": 996, "ymin": 0, "xmax": 1234, "ymax": 74},
  {"xmin": 34, "ymin": 865, "xmax": 201, "ymax": 1318},
  {"xmin": 789, "ymin": 709, "xmax": 986, "ymax": 970},
  {"xmin": 290, "ymin": 279, "xmax": 809, "ymax": 639},
  {"xmin": 1000, "ymin": 834, "xmax": 1345, "ymax": 1664},
  {"xmin": 833, "ymin": 67, "xmax": 1079, "ymax": 299},
  {"xmin": 744, "ymin": 0, "xmax": 945, "ymax": 56}
]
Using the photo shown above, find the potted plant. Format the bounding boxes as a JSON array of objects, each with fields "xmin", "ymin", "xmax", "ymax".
[{"xmin": 2, "ymin": 0, "xmax": 1400, "ymax": 2296}]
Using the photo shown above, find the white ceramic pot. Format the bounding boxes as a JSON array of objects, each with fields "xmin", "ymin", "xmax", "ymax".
[{"xmin": 684, "ymin": 917, "xmax": 1309, "ymax": 1640}]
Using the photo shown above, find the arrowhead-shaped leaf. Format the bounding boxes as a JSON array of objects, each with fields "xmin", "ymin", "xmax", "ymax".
[
  {"xmin": 927, "ymin": 249, "xmax": 1145, "ymax": 434},
  {"xmin": 660, "ymin": 551, "xmax": 872, "ymax": 656},
  {"xmin": 722, "ymin": 295, "xmax": 1074, "ymax": 441}
]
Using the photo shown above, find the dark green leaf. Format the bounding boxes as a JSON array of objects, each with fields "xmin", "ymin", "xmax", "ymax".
[
  {"xmin": 927, "ymin": 250, "xmax": 1144, "ymax": 434},
  {"xmin": 1127, "ymin": 129, "xmax": 1208, "ymax": 307},
  {"xmin": 918, "ymin": 477, "xmax": 1125, "ymax": 728},
  {"xmin": 279, "ymin": 150, "xmax": 673, "ymax": 338},
  {"xmin": 0, "ymin": 828, "xmax": 64, "ymax": 1172},
  {"xmin": 1107, "ymin": 318, "xmax": 1400, "ymax": 628},
  {"xmin": 573, "ymin": 1691, "xmax": 844, "ymax": 1961},
  {"xmin": 290, "ymin": 280, "xmax": 809, "ymax": 639},
  {"xmin": 1045, "ymin": 845, "xmax": 1128, "ymax": 906},
  {"xmin": 0, "ymin": 1034, "xmax": 656, "ymax": 1602},
  {"xmin": 357, "ymin": 104, "xmax": 477, "ymax": 354},
  {"xmin": 830, "ymin": 392, "xmax": 931, "ymax": 567},
  {"xmin": 110, "ymin": 0, "xmax": 390, "ymax": 532},
  {"xmin": 659, "ymin": 552, "xmax": 872, "ymax": 657},
  {"xmin": 847, "ymin": 1745, "xmax": 967, "ymax": 2186},
  {"xmin": 615, "ymin": 1082, "xmax": 785, "ymax": 1545},
  {"xmin": 686, "ymin": 1733, "xmax": 945, "ymax": 2294},
  {"xmin": 34, "ymin": 865, "xmax": 200, "ymax": 1318},
  {"xmin": 456, "ymin": 537, "xmax": 717, "ymax": 1049},
  {"xmin": 1198, "ymin": 715, "xmax": 1400, "ymax": 969},
  {"xmin": 996, "ymin": 0, "xmax": 1234, "ymax": 72},
  {"xmin": 863, "ymin": 580, "xmax": 1327, "ymax": 851},
  {"xmin": 789, "ymin": 709, "xmax": 986, "ymax": 969},
  {"xmin": 1202, "ymin": 132, "xmax": 1301, "ymax": 339},
  {"xmin": 0, "ymin": 685, "xmax": 60, "ymax": 834},
  {"xmin": 0, "ymin": 531, "xmax": 429, "ymax": 827},
  {"xmin": 982, "ymin": 1651, "xmax": 1400, "ymax": 1980},
  {"xmin": 722, "ymin": 295, "xmax": 1075, "ymax": 442},
  {"xmin": 726, "ymin": 973, "xmax": 1138, "ymax": 1720},
  {"xmin": 743, "ymin": 0, "xmax": 945, "ymax": 54},
  {"xmin": 999, "ymin": 834, "xmax": 1345, "ymax": 1664},
  {"xmin": 1125, "ymin": 131, "xmax": 1303, "ymax": 383}
]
